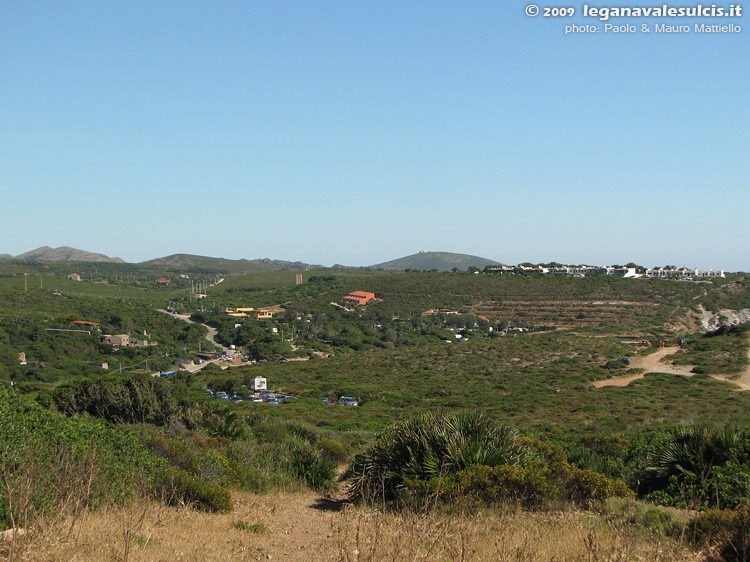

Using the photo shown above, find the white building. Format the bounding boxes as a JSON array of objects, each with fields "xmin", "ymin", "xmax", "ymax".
[{"xmin": 251, "ymin": 377, "xmax": 267, "ymax": 392}]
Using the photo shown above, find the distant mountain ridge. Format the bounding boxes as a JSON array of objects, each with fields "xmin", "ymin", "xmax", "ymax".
[
  {"xmin": 3, "ymin": 247, "xmax": 499, "ymax": 272},
  {"xmin": 12, "ymin": 246, "xmax": 125, "ymax": 263},
  {"xmin": 142, "ymin": 253, "xmax": 319, "ymax": 272},
  {"xmin": 370, "ymin": 251, "xmax": 500, "ymax": 272}
]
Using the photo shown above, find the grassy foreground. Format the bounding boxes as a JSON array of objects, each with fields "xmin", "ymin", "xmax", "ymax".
[{"xmin": 5, "ymin": 491, "xmax": 705, "ymax": 562}]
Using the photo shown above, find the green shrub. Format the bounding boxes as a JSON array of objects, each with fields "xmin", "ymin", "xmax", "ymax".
[
  {"xmin": 346, "ymin": 411, "xmax": 526, "ymax": 504},
  {"xmin": 639, "ymin": 426, "xmax": 750, "ymax": 510},
  {"xmin": 232, "ymin": 520, "xmax": 266, "ymax": 534},
  {"xmin": 288, "ymin": 440, "xmax": 337, "ymax": 493},
  {"xmin": 318, "ymin": 438, "xmax": 349, "ymax": 464},
  {"xmin": 222, "ymin": 439, "xmax": 269, "ymax": 493},
  {"xmin": 524, "ymin": 435, "xmax": 632, "ymax": 504},
  {"xmin": 0, "ymin": 386, "xmax": 165, "ymax": 529},
  {"xmin": 688, "ymin": 505, "xmax": 750, "ymax": 561},
  {"xmin": 449, "ymin": 464, "xmax": 557, "ymax": 509},
  {"xmin": 561, "ymin": 466, "xmax": 632, "ymax": 502},
  {"xmin": 598, "ymin": 498, "xmax": 680, "ymax": 537},
  {"xmin": 641, "ymin": 508, "xmax": 674, "ymax": 533},
  {"xmin": 154, "ymin": 467, "xmax": 232, "ymax": 513}
]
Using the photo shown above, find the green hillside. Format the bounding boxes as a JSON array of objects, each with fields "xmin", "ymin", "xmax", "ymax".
[
  {"xmin": 3, "ymin": 259, "xmax": 750, "ymax": 561},
  {"xmin": 370, "ymin": 251, "xmax": 500, "ymax": 272},
  {"xmin": 13, "ymin": 245, "xmax": 125, "ymax": 263},
  {"xmin": 140, "ymin": 253, "xmax": 315, "ymax": 273}
]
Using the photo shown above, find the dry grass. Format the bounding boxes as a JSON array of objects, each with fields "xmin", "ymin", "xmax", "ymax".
[
  {"xmin": 330, "ymin": 507, "xmax": 705, "ymax": 562},
  {"xmin": 3, "ymin": 492, "xmax": 706, "ymax": 562},
  {"xmin": 3, "ymin": 490, "xmax": 349, "ymax": 562}
]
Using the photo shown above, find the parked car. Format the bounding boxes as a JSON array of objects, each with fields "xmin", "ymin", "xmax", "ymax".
[
  {"xmin": 338, "ymin": 396, "xmax": 358, "ymax": 407},
  {"xmin": 264, "ymin": 397, "xmax": 279, "ymax": 405},
  {"xmin": 319, "ymin": 397, "xmax": 332, "ymax": 405}
]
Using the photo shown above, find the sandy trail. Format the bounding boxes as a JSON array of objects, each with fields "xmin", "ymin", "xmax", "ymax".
[
  {"xmin": 231, "ymin": 491, "xmax": 344, "ymax": 561},
  {"xmin": 710, "ymin": 341, "xmax": 750, "ymax": 391},
  {"xmin": 592, "ymin": 347, "xmax": 692, "ymax": 388},
  {"xmin": 593, "ymin": 342, "xmax": 750, "ymax": 391}
]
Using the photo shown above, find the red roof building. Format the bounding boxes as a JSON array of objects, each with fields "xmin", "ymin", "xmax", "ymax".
[{"xmin": 343, "ymin": 291, "xmax": 376, "ymax": 306}]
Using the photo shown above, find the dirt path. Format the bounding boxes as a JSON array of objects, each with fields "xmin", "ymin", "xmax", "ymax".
[
  {"xmin": 710, "ymin": 341, "xmax": 750, "ymax": 391},
  {"xmin": 591, "ymin": 372, "xmax": 646, "ymax": 388},
  {"xmin": 593, "ymin": 344, "xmax": 750, "ymax": 391},
  {"xmin": 157, "ymin": 308, "xmax": 229, "ymax": 351},
  {"xmin": 231, "ymin": 490, "xmax": 344, "ymax": 561},
  {"xmin": 592, "ymin": 347, "xmax": 693, "ymax": 388},
  {"xmin": 156, "ymin": 308, "xmax": 242, "ymax": 373},
  {"xmin": 629, "ymin": 347, "xmax": 696, "ymax": 376}
]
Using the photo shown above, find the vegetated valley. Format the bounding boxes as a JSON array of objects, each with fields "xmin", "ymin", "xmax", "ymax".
[{"xmin": 2, "ymin": 258, "xmax": 750, "ymax": 561}]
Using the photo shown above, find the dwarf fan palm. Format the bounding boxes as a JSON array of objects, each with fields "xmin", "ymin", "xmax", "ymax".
[{"xmin": 346, "ymin": 411, "xmax": 525, "ymax": 503}]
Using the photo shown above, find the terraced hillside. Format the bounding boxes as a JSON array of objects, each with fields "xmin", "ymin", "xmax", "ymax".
[{"xmin": 469, "ymin": 298, "xmax": 664, "ymax": 333}]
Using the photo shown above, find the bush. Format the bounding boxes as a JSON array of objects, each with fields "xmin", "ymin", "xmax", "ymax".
[
  {"xmin": 201, "ymin": 362, "xmax": 221, "ymax": 373},
  {"xmin": 51, "ymin": 375, "xmax": 182, "ymax": 426},
  {"xmin": 448, "ymin": 464, "xmax": 557, "ymax": 509},
  {"xmin": 288, "ymin": 440, "xmax": 337, "ymax": 493},
  {"xmin": 223, "ymin": 439, "xmax": 269, "ymax": 493},
  {"xmin": 318, "ymin": 438, "xmax": 349, "ymax": 464},
  {"xmin": 639, "ymin": 426, "xmax": 750, "ymax": 510},
  {"xmin": 0, "ymin": 386, "xmax": 165, "ymax": 530},
  {"xmin": 232, "ymin": 520, "xmax": 266, "ymax": 534},
  {"xmin": 561, "ymin": 465, "xmax": 632, "ymax": 502},
  {"xmin": 688, "ymin": 505, "xmax": 750, "ymax": 561},
  {"xmin": 346, "ymin": 411, "xmax": 526, "ymax": 504},
  {"xmin": 154, "ymin": 467, "xmax": 232, "ymax": 513}
]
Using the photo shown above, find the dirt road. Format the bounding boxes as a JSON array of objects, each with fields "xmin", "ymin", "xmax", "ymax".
[
  {"xmin": 157, "ymin": 309, "xmax": 230, "ymax": 353},
  {"xmin": 710, "ymin": 342, "xmax": 750, "ymax": 391},
  {"xmin": 156, "ymin": 309, "xmax": 233, "ymax": 372},
  {"xmin": 593, "ymin": 344, "xmax": 750, "ymax": 391},
  {"xmin": 592, "ymin": 347, "xmax": 693, "ymax": 388}
]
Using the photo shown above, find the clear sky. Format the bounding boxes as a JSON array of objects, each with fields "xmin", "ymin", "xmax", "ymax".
[{"xmin": 2, "ymin": 1, "xmax": 747, "ymax": 270}]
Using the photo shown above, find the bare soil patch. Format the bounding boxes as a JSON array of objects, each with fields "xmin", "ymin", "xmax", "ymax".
[{"xmin": 593, "ymin": 345, "xmax": 750, "ymax": 391}]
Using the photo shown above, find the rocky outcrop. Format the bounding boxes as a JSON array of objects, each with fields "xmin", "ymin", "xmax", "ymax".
[{"xmin": 700, "ymin": 306, "xmax": 750, "ymax": 332}]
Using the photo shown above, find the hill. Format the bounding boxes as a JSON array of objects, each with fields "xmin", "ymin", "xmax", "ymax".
[
  {"xmin": 141, "ymin": 253, "xmax": 317, "ymax": 273},
  {"xmin": 13, "ymin": 246, "xmax": 125, "ymax": 263},
  {"xmin": 370, "ymin": 251, "xmax": 500, "ymax": 272}
]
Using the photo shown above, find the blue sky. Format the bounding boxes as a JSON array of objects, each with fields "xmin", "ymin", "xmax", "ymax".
[{"xmin": 1, "ymin": 1, "xmax": 747, "ymax": 270}]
